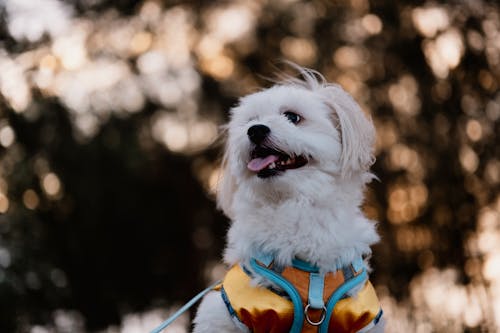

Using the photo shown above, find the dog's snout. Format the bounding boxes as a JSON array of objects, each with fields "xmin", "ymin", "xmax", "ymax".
[{"xmin": 247, "ymin": 124, "xmax": 270, "ymax": 144}]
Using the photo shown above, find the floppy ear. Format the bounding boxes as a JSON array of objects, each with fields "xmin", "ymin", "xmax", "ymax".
[
  {"xmin": 216, "ymin": 129, "xmax": 237, "ymax": 220},
  {"xmin": 321, "ymin": 84, "xmax": 376, "ymax": 176}
]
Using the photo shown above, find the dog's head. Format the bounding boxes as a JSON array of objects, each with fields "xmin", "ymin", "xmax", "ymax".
[{"xmin": 218, "ymin": 66, "xmax": 376, "ymax": 219}]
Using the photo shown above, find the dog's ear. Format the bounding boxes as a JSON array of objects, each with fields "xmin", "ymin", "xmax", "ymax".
[
  {"xmin": 216, "ymin": 135, "xmax": 237, "ymax": 219},
  {"xmin": 321, "ymin": 84, "xmax": 376, "ymax": 176}
]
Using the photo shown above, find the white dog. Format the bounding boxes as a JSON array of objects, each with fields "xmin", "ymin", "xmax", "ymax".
[{"xmin": 193, "ymin": 65, "xmax": 384, "ymax": 333}]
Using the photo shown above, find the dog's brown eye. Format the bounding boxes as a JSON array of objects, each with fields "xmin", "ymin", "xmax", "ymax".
[{"xmin": 284, "ymin": 111, "xmax": 301, "ymax": 124}]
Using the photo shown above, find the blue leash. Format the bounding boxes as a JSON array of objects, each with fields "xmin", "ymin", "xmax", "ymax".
[{"xmin": 150, "ymin": 280, "xmax": 221, "ymax": 333}]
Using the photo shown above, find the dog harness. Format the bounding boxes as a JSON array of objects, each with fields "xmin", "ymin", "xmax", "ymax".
[{"xmin": 217, "ymin": 255, "xmax": 382, "ymax": 333}]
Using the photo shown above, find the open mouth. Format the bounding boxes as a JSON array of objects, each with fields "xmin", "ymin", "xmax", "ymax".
[{"xmin": 247, "ymin": 146, "xmax": 308, "ymax": 178}]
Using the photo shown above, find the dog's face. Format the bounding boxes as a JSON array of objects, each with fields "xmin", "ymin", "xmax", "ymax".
[
  {"xmin": 218, "ymin": 70, "xmax": 375, "ymax": 218},
  {"xmin": 226, "ymin": 85, "xmax": 341, "ymax": 180}
]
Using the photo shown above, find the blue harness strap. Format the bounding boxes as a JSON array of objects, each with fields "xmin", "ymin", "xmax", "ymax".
[
  {"xmin": 308, "ymin": 272, "xmax": 325, "ymax": 309},
  {"xmin": 150, "ymin": 280, "xmax": 221, "ymax": 333},
  {"xmin": 319, "ymin": 262, "xmax": 368, "ymax": 333},
  {"xmin": 249, "ymin": 257, "xmax": 305, "ymax": 333}
]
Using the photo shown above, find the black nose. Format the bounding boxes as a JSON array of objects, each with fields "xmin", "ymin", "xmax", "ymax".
[{"xmin": 247, "ymin": 124, "xmax": 270, "ymax": 144}]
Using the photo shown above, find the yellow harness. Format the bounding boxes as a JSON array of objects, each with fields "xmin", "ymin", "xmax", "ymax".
[{"xmin": 217, "ymin": 256, "xmax": 382, "ymax": 333}]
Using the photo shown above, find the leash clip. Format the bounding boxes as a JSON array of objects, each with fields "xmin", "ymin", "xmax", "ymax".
[{"xmin": 304, "ymin": 304, "xmax": 326, "ymax": 326}]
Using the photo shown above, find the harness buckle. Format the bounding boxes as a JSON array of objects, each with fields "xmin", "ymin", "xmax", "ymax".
[{"xmin": 304, "ymin": 304, "xmax": 326, "ymax": 326}]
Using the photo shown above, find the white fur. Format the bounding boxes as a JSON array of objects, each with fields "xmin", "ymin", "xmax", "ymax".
[{"xmin": 193, "ymin": 66, "xmax": 384, "ymax": 332}]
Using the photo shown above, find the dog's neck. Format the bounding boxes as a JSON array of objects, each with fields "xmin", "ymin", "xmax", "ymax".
[{"xmin": 223, "ymin": 174, "xmax": 379, "ymax": 272}]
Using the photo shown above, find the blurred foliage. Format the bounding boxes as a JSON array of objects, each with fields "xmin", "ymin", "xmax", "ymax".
[{"xmin": 0, "ymin": 0, "xmax": 499, "ymax": 332}]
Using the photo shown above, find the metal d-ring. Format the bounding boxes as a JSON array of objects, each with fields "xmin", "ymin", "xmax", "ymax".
[{"xmin": 304, "ymin": 304, "xmax": 327, "ymax": 326}]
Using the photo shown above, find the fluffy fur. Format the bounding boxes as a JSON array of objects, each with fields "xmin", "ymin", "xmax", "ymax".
[{"xmin": 193, "ymin": 65, "xmax": 384, "ymax": 333}]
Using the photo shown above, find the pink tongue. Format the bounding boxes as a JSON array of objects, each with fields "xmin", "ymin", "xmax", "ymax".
[{"xmin": 247, "ymin": 155, "xmax": 279, "ymax": 172}]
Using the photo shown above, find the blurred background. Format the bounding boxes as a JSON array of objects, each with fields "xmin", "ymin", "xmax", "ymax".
[{"xmin": 0, "ymin": 0, "xmax": 499, "ymax": 332}]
